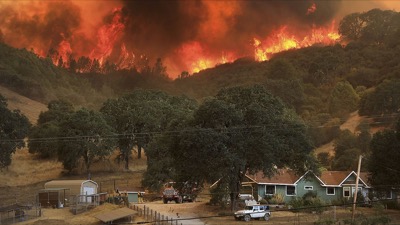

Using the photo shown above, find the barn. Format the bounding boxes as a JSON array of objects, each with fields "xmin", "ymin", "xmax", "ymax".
[
  {"xmin": 39, "ymin": 180, "xmax": 98, "ymax": 208},
  {"xmin": 44, "ymin": 180, "xmax": 98, "ymax": 196}
]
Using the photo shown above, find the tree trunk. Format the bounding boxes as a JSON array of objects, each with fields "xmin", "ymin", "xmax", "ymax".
[
  {"xmin": 138, "ymin": 144, "xmax": 142, "ymax": 159},
  {"xmin": 124, "ymin": 151, "xmax": 129, "ymax": 170}
]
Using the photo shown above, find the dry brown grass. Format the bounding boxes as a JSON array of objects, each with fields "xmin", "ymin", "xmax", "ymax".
[{"xmin": 0, "ymin": 85, "xmax": 47, "ymax": 124}]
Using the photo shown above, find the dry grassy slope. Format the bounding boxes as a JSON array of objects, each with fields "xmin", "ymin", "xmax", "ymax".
[
  {"xmin": 0, "ymin": 85, "xmax": 47, "ymax": 124},
  {"xmin": 314, "ymin": 111, "xmax": 386, "ymax": 156},
  {"xmin": 315, "ymin": 111, "xmax": 362, "ymax": 156}
]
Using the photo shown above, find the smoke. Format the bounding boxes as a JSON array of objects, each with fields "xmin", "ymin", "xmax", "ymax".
[
  {"xmin": 0, "ymin": 0, "xmax": 399, "ymax": 77},
  {"xmin": 119, "ymin": 0, "xmax": 342, "ymax": 58},
  {"xmin": 120, "ymin": 0, "xmax": 205, "ymax": 58},
  {"xmin": 0, "ymin": 1, "xmax": 84, "ymax": 55}
]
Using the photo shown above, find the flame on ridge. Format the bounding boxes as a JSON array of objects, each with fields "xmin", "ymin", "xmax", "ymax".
[{"xmin": 253, "ymin": 22, "xmax": 340, "ymax": 62}]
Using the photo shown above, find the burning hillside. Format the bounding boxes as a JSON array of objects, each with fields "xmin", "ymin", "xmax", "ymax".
[{"xmin": 0, "ymin": 0, "xmax": 398, "ymax": 78}]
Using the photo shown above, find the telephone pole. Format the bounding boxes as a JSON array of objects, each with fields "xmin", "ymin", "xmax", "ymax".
[{"xmin": 352, "ymin": 155, "xmax": 362, "ymax": 222}]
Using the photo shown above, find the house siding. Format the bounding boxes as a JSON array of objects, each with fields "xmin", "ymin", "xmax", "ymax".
[{"xmin": 295, "ymin": 176, "xmax": 345, "ymax": 203}]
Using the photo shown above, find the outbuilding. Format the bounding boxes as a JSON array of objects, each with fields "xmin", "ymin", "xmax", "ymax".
[
  {"xmin": 40, "ymin": 180, "xmax": 98, "ymax": 207},
  {"xmin": 44, "ymin": 180, "xmax": 98, "ymax": 196}
]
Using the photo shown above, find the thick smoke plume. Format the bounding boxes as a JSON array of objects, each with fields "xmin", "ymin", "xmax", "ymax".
[{"xmin": 0, "ymin": 0, "xmax": 397, "ymax": 77}]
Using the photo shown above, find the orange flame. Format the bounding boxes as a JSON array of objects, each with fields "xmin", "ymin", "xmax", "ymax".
[
  {"xmin": 89, "ymin": 8, "xmax": 125, "ymax": 66},
  {"xmin": 174, "ymin": 41, "xmax": 237, "ymax": 75},
  {"xmin": 253, "ymin": 22, "xmax": 340, "ymax": 61}
]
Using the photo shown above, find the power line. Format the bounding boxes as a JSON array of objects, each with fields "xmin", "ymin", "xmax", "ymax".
[{"xmin": 1, "ymin": 115, "xmax": 399, "ymax": 144}]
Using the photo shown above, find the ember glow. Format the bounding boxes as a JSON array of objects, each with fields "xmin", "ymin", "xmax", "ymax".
[
  {"xmin": 0, "ymin": 0, "xmax": 398, "ymax": 78},
  {"xmin": 253, "ymin": 22, "xmax": 340, "ymax": 61}
]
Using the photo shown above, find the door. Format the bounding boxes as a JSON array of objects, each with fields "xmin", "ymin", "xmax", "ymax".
[{"xmin": 83, "ymin": 187, "xmax": 95, "ymax": 202}]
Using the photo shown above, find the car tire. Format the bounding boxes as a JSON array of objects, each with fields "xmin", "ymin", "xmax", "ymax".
[
  {"xmin": 244, "ymin": 215, "xmax": 251, "ymax": 222},
  {"xmin": 264, "ymin": 214, "xmax": 270, "ymax": 221}
]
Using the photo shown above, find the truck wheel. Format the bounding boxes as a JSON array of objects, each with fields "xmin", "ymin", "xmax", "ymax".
[
  {"xmin": 244, "ymin": 215, "xmax": 251, "ymax": 222},
  {"xmin": 163, "ymin": 199, "xmax": 168, "ymax": 204},
  {"xmin": 264, "ymin": 214, "xmax": 270, "ymax": 221}
]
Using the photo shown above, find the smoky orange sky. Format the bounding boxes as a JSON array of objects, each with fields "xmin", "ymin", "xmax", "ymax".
[{"xmin": 0, "ymin": 0, "xmax": 399, "ymax": 78}]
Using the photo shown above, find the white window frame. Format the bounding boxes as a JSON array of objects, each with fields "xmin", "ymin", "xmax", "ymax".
[
  {"xmin": 326, "ymin": 187, "xmax": 335, "ymax": 195},
  {"xmin": 304, "ymin": 186, "xmax": 313, "ymax": 191},
  {"xmin": 265, "ymin": 185, "xmax": 276, "ymax": 195},
  {"xmin": 286, "ymin": 185, "xmax": 296, "ymax": 196},
  {"xmin": 385, "ymin": 190, "xmax": 392, "ymax": 199},
  {"xmin": 351, "ymin": 187, "xmax": 362, "ymax": 197},
  {"xmin": 343, "ymin": 187, "xmax": 351, "ymax": 197}
]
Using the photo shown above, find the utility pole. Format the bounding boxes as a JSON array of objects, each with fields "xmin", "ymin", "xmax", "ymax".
[{"xmin": 352, "ymin": 155, "xmax": 362, "ymax": 222}]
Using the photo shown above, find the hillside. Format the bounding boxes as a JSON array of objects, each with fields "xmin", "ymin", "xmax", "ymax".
[{"xmin": 0, "ymin": 85, "xmax": 47, "ymax": 124}]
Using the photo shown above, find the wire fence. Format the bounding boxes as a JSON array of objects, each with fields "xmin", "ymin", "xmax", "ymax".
[{"xmin": 0, "ymin": 203, "xmax": 41, "ymax": 225}]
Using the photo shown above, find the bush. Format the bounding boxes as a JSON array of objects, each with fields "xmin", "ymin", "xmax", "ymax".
[
  {"xmin": 289, "ymin": 192, "xmax": 326, "ymax": 214},
  {"xmin": 268, "ymin": 193, "xmax": 285, "ymax": 204}
]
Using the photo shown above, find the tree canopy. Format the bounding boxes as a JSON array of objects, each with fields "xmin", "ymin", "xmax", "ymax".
[
  {"xmin": 57, "ymin": 108, "xmax": 116, "ymax": 173},
  {"xmin": 100, "ymin": 89, "xmax": 197, "ymax": 170},
  {"xmin": 144, "ymin": 85, "xmax": 317, "ymax": 207},
  {"xmin": 0, "ymin": 95, "xmax": 31, "ymax": 169},
  {"xmin": 368, "ymin": 118, "xmax": 400, "ymax": 189},
  {"xmin": 29, "ymin": 100, "xmax": 74, "ymax": 158}
]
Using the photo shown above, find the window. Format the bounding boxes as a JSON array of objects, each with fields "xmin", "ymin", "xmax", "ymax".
[
  {"xmin": 265, "ymin": 185, "xmax": 275, "ymax": 195},
  {"xmin": 343, "ymin": 187, "xmax": 350, "ymax": 197},
  {"xmin": 374, "ymin": 190, "xmax": 392, "ymax": 199},
  {"xmin": 326, "ymin": 187, "xmax": 335, "ymax": 195},
  {"xmin": 286, "ymin": 186, "xmax": 296, "ymax": 196},
  {"xmin": 304, "ymin": 186, "xmax": 313, "ymax": 191}
]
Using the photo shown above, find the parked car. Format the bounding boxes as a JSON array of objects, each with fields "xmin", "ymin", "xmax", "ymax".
[{"xmin": 234, "ymin": 204, "xmax": 271, "ymax": 222}]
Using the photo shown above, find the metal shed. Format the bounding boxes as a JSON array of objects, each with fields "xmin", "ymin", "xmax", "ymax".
[{"xmin": 44, "ymin": 180, "xmax": 98, "ymax": 196}]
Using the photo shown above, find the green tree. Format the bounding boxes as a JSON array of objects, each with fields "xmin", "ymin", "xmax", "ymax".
[
  {"xmin": 57, "ymin": 108, "xmax": 116, "ymax": 173},
  {"xmin": 149, "ymin": 85, "xmax": 317, "ymax": 208},
  {"xmin": 368, "ymin": 118, "xmax": 400, "ymax": 188},
  {"xmin": 267, "ymin": 58, "xmax": 297, "ymax": 80},
  {"xmin": 333, "ymin": 130, "xmax": 358, "ymax": 159},
  {"xmin": 359, "ymin": 79, "xmax": 400, "ymax": 116},
  {"xmin": 329, "ymin": 81, "xmax": 359, "ymax": 117},
  {"xmin": 0, "ymin": 95, "xmax": 31, "ymax": 169},
  {"xmin": 339, "ymin": 12, "xmax": 365, "ymax": 41},
  {"xmin": 29, "ymin": 100, "xmax": 74, "ymax": 158},
  {"xmin": 101, "ymin": 90, "xmax": 197, "ymax": 170}
]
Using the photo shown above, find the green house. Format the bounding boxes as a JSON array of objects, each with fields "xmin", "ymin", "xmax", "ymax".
[{"xmin": 243, "ymin": 170, "xmax": 373, "ymax": 204}]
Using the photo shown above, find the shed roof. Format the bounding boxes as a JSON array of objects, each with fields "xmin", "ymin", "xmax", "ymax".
[
  {"xmin": 94, "ymin": 207, "xmax": 137, "ymax": 223},
  {"xmin": 45, "ymin": 180, "xmax": 97, "ymax": 187}
]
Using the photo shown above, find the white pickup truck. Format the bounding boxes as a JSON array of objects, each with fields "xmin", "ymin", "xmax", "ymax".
[{"xmin": 234, "ymin": 204, "xmax": 271, "ymax": 222}]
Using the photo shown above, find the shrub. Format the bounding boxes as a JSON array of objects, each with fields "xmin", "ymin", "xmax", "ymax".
[{"xmin": 289, "ymin": 191, "xmax": 326, "ymax": 214}]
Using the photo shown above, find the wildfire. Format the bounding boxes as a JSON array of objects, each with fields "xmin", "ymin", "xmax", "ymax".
[
  {"xmin": 253, "ymin": 22, "xmax": 340, "ymax": 61},
  {"xmin": 173, "ymin": 41, "xmax": 237, "ymax": 75},
  {"xmin": 0, "ymin": 1, "xmax": 344, "ymax": 77}
]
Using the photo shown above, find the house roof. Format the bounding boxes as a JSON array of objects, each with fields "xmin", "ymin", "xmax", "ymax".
[
  {"xmin": 246, "ymin": 170, "xmax": 371, "ymax": 187},
  {"xmin": 246, "ymin": 169, "xmax": 300, "ymax": 185},
  {"xmin": 319, "ymin": 171, "xmax": 351, "ymax": 186}
]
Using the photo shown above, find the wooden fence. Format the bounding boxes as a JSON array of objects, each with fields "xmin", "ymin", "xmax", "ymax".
[{"xmin": 131, "ymin": 204, "xmax": 183, "ymax": 225}]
